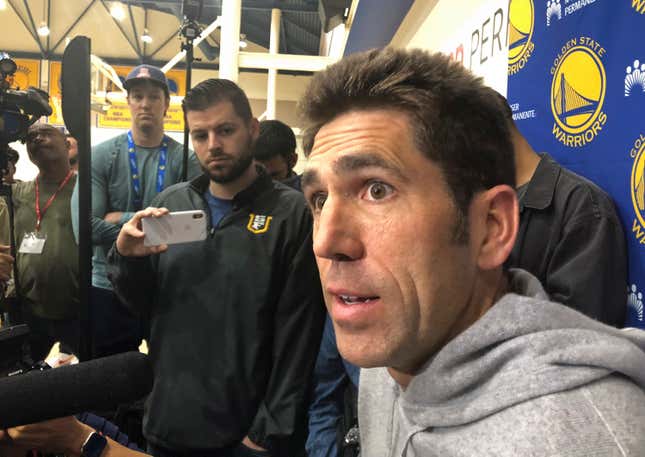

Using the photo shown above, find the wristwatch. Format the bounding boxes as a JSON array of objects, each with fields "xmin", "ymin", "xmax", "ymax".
[{"xmin": 80, "ymin": 431, "xmax": 108, "ymax": 457}]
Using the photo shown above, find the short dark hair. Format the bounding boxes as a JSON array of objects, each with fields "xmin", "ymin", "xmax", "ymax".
[
  {"xmin": 299, "ymin": 48, "xmax": 515, "ymax": 225},
  {"xmin": 254, "ymin": 120, "xmax": 297, "ymax": 162},
  {"xmin": 6, "ymin": 147, "xmax": 19, "ymax": 164},
  {"xmin": 182, "ymin": 78, "xmax": 253, "ymax": 124},
  {"xmin": 494, "ymin": 92, "xmax": 515, "ymax": 125}
]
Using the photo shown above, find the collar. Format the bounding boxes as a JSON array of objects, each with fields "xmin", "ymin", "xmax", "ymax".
[
  {"xmin": 520, "ymin": 153, "xmax": 561, "ymax": 211},
  {"xmin": 190, "ymin": 164, "xmax": 273, "ymax": 207}
]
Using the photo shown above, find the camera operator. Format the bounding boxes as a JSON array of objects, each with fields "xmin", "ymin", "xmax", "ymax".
[{"xmin": 0, "ymin": 123, "xmax": 78, "ymax": 360}]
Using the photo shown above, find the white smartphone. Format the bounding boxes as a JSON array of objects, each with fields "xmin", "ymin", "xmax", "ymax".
[{"xmin": 142, "ymin": 210, "xmax": 208, "ymax": 246}]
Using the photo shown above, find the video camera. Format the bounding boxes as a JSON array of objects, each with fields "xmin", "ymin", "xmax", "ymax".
[
  {"xmin": 0, "ymin": 52, "xmax": 52, "ymax": 173},
  {"xmin": 0, "ymin": 324, "xmax": 49, "ymax": 378}
]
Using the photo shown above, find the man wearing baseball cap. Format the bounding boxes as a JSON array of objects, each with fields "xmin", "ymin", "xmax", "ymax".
[{"xmin": 71, "ymin": 64, "xmax": 201, "ymax": 357}]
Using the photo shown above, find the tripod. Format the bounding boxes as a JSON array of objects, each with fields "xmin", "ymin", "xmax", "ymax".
[{"xmin": 180, "ymin": 19, "xmax": 200, "ymax": 181}]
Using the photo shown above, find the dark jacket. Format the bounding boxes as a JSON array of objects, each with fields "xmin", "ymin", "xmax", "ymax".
[
  {"xmin": 506, "ymin": 153, "xmax": 627, "ymax": 326},
  {"xmin": 107, "ymin": 169, "xmax": 325, "ymax": 454}
]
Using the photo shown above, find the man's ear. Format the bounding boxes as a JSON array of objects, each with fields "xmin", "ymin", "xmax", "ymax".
[
  {"xmin": 474, "ymin": 185, "xmax": 518, "ymax": 271},
  {"xmin": 249, "ymin": 118, "xmax": 260, "ymax": 141},
  {"xmin": 288, "ymin": 152, "xmax": 298, "ymax": 169},
  {"xmin": 164, "ymin": 96, "xmax": 170, "ymax": 117}
]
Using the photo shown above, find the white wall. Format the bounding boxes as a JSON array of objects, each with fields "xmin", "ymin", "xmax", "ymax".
[{"xmin": 391, "ymin": 0, "xmax": 509, "ymax": 94}]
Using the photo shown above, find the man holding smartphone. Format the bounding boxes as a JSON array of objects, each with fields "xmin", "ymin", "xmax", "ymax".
[
  {"xmin": 71, "ymin": 64, "xmax": 201, "ymax": 358},
  {"xmin": 107, "ymin": 79, "xmax": 325, "ymax": 457}
]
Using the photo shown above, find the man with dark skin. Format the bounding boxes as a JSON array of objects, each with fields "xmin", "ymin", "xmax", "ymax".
[
  {"xmin": 0, "ymin": 123, "xmax": 78, "ymax": 359},
  {"xmin": 253, "ymin": 120, "xmax": 301, "ymax": 189}
]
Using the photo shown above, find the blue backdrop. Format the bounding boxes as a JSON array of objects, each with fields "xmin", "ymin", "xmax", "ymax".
[{"xmin": 506, "ymin": 0, "xmax": 645, "ymax": 328}]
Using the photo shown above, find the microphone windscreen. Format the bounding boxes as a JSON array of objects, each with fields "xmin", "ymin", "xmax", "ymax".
[{"xmin": 0, "ymin": 351, "xmax": 152, "ymax": 428}]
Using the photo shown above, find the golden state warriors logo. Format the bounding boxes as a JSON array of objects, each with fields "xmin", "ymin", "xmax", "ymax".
[
  {"xmin": 508, "ymin": 0, "xmax": 535, "ymax": 75},
  {"xmin": 550, "ymin": 37, "xmax": 607, "ymax": 147},
  {"xmin": 630, "ymin": 134, "xmax": 645, "ymax": 244},
  {"xmin": 633, "ymin": 0, "xmax": 645, "ymax": 14},
  {"xmin": 247, "ymin": 214, "xmax": 272, "ymax": 234}
]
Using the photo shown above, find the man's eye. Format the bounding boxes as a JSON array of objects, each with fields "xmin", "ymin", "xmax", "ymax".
[
  {"xmin": 310, "ymin": 193, "xmax": 327, "ymax": 212},
  {"xmin": 366, "ymin": 181, "xmax": 393, "ymax": 200}
]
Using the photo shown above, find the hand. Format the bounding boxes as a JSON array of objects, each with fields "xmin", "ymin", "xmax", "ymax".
[
  {"xmin": 0, "ymin": 244, "xmax": 14, "ymax": 282},
  {"xmin": 242, "ymin": 436, "xmax": 267, "ymax": 452},
  {"xmin": 0, "ymin": 440, "xmax": 28, "ymax": 457},
  {"xmin": 1, "ymin": 417, "xmax": 93, "ymax": 457},
  {"xmin": 104, "ymin": 211, "xmax": 125, "ymax": 225},
  {"xmin": 116, "ymin": 207, "xmax": 169, "ymax": 257}
]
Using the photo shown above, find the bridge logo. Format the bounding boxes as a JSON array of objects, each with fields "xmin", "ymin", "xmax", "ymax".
[
  {"xmin": 633, "ymin": 0, "xmax": 645, "ymax": 15},
  {"xmin": 508, "ymin": 0, "xmax": 535, "ymax": 75},
  {"xmin": 630, "ymin": 133, "xmax": 645, "ymax": 245},
  {"xmin": 550, "ymin": 38, "xmax": 607, "ymax": 147}
]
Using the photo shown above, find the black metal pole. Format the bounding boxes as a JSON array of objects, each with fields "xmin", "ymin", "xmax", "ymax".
[
  {"xmin": 181, "ymin": 36, "xmax": 193, "ymax": 182},
  {"xmin": 62, "ymin": 37, "xmax": 92, "ymax": 361}
]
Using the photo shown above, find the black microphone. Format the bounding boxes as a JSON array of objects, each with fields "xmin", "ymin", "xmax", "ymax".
[{"xmin": 0, "ymin": 351, "xmax": 152, "ymax": 428}]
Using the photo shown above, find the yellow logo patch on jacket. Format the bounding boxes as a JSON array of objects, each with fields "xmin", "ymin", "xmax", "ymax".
[{"xmin": 247, "ymin": 214, "xmax": 273, "ymax": 234}]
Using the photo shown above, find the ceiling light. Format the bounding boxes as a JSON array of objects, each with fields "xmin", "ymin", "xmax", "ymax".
[
  {"xmin": 37, "ymin": 22, "xmax": 50, "ymax": 37},
  {"xmin": 141, "ymin": 30, "xmax": 153, "ymax": 43},
  {"xmin": 0, "ymin": 0, "xmax": 7, "ymax": 11},
  {"xmin": 110, "ymin": 3, "xmax": 126, "ymax": 21}
]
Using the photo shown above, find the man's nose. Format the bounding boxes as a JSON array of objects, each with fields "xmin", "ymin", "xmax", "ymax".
[
  {"xmin": 207, "ymin": 132, "xmax": 222, "ymax": 152},
  {"xmin": 313, "ymin": 196, "xmax": 364, "ymax": 262}
]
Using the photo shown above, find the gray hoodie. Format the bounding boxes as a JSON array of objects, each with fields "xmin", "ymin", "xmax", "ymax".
[{"xmin": 359, "ymin": 269, "xmax": 645, "ymax": 456}]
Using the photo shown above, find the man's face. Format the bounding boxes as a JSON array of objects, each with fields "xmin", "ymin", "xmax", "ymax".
[
  {"xmin": 187, "ymin": 100, "xmax": 258, "ymax": 184},
  {"xmin": 25, "ymin": 124, "xmax": 70, "ymax": 167},
  {"xmin": 127, "ymin": 82, "xmax": 169, "ymax": 133},
  {"xmin": 258, "ymin": 155, "xmax": 292, "ymax": 181},
  {"xmin": 303, "ymin": 109, "xmax": 480, "ymax": 373}
]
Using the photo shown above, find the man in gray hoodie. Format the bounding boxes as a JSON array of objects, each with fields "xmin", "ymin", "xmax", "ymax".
[{"xmin": 299, "ymin": 47, "xmax": 645, "ymax": 456}]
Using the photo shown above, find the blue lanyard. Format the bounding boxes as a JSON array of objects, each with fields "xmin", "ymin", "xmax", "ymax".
[{"xmin": 127, "ymin": 131, "xmax": 168, "ymax": 210}]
